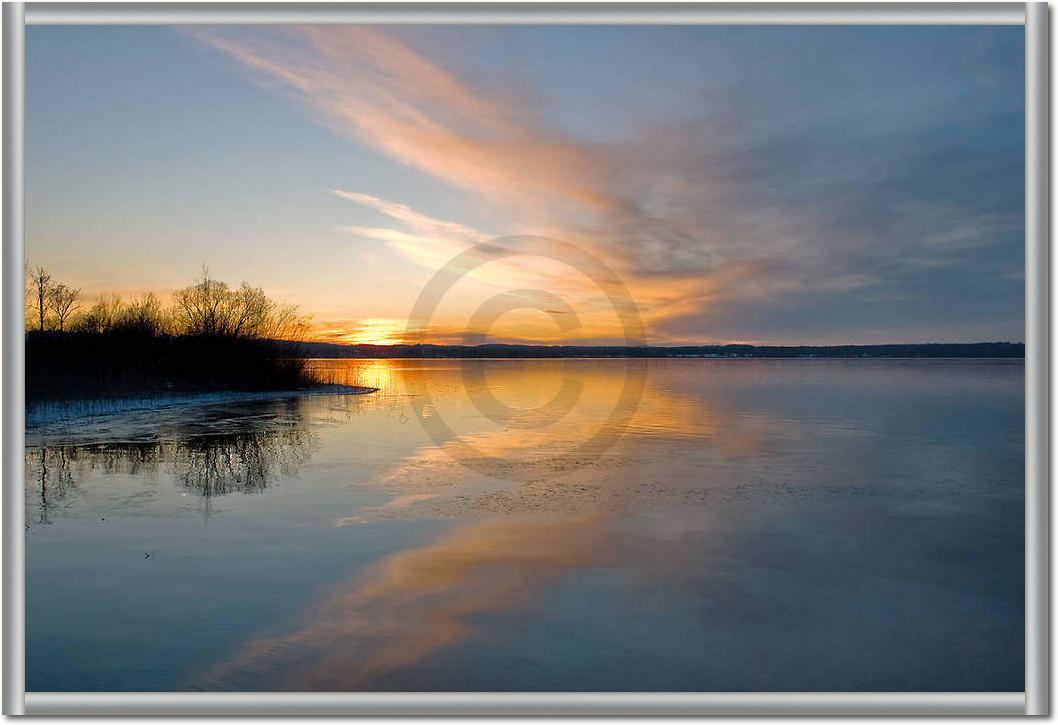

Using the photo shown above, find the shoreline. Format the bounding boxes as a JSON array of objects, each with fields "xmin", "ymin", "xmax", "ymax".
[
  {"xmin": 26, "ymin": 384, "xmax": 378, "ymax": 434},
  {"xmin": 310, "ymin": 355, "xmax": 1025, "ymax": 361}
]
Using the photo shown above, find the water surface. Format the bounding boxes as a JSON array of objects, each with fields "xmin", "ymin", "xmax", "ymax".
[{"xmin": 26, "ymin": 359, "xmax": 1024, "ymax": 692}]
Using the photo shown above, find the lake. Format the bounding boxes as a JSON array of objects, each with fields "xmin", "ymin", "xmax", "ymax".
[{"xmin": 25, "ymin": 358, "xmax": 1024, "ymax": 692}]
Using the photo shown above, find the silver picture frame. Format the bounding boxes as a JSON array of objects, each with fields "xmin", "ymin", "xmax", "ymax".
[{"xmin": 2, "ymin": 1, "xmax": 1049, "ymax": 716}]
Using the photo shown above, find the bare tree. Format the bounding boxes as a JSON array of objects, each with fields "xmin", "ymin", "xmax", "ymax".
[
  {"xmin": 173, "ymin": 268, "xmax": 232, "ymax": 336},
  {"xmin": 231, "ymin": 284, "xmax": 273, "ymax": 338},
  {"xmin": 172, "ymin": 269, "xmax": 307, "ymax": 339},
  {"xmin": 264, "ymin": 302, "xmax": 309, "ymax": 341},
  {"xmin": 49, "ymin": 284, "xmax": 81, "ymax": 332},
  {"xmin": 29, "ymin": 266, "xmax": 52, "ymax": 331},
  {"xmin": 117, "ymin": 292, "xmax": 166, "ymax": 336},
  {"xmin": 74, "ymin": 294, "xmax": 123, "ymax": 334}
]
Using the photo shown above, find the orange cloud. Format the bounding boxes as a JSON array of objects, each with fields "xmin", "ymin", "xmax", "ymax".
[
  {"xmin": 192, "ymin": 26, "xmax": 850, "ymax": 345},
  {"xmin": 193, "ymin": 27, "xmax": 616, "ymax": 215}
]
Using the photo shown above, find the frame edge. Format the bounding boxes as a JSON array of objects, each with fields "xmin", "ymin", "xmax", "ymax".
[
  {"xmin": 2, "ymin": 0, "xmax": 26, "ymax": 717},
  {"xmin": 22, "ymin": 692, "xmax": 1028, "ymax": 717},
  {"xmin": 23, "ymin": 1, "xmax": 1026, "ymax": 25},
  {"xmin": 1025, "ymin": 0, "xmax": 1050, "ymax": 717},
  {"xmin": 7, "ymin": 1, "xmax": 1044, "ymax": 717}
]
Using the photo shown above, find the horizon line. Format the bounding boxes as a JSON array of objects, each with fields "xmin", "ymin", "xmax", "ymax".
[{"xmin": 294, "ymin": 340, "xmax": 1025, "ymax": 348}]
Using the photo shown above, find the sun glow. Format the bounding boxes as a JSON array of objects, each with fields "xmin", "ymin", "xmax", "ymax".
[{"xmin": 336, "ymin": 318, "xmax": 408, "ymax": 346}]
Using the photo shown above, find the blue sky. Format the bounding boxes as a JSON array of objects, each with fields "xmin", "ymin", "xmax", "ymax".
[{"xmin": 26, "ymin": 24, "xmax": 1024, "ymax": 344}]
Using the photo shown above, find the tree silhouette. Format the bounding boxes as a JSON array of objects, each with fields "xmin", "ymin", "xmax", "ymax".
[
  {"xmin": 172, "ymin": 268, "xmax": 307, "ymax": 339},
  {"xmin": 29, "ymin": 266, "xmax": 52, "ymax": 331},
  {"xmin": 25, "ymin": 267, "xmax": 326, "ymax": 403},
  {"xmin": 49, "ymin": 284, "xmax": 81, "ymax": 332}
]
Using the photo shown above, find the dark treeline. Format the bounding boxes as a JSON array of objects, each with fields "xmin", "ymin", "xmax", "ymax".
[
  {"xmin": 27, "ymin": 334, "xmax": 316, "ymax": 402},
  {"xmin": 26, "ymin": 266, "xmax": 1023, "ymax": 405},
  {"xmin": 286, "ymin": 341, "xmax": 1025, "ymax": 359},
  {"xmin": 26, "ymin": 268, "xmax": 316, "ymax": 403}
]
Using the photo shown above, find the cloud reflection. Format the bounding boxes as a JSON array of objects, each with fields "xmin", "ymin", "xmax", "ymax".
[
  {"xmin": 190, "ymin": 359, "xmax": 789, "ymax": 690},
  {"xmin": 195, "ymin": 513, "xmax": 607, "ymax": 690}
]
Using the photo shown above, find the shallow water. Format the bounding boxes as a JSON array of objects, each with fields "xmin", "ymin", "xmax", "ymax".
[{"xmin": 25, "ymin": 358, "xmax": 1024, "ymax": 692}]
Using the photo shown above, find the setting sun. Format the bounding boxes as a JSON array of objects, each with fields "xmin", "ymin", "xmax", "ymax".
[{"xmin": 328, "ymin": 318, "xmax": 408, "ymax": 346}]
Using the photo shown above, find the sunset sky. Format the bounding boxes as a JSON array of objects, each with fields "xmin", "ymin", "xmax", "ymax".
[{"xmin": 26, "ymin": 24, "xmax": 1024, "ymax": 345}]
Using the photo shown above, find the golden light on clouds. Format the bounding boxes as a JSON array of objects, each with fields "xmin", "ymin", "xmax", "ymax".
[
  {"xmin": 26, "ymin": 24, "xmax": 1025, "ymax": 347},
  {"xmin": 190, "ymin": 26, "xmax": 757, "ymax": 346},
  {"xmin": 322, "ymin": 318, "xmax": 408, "ymax": 346}
]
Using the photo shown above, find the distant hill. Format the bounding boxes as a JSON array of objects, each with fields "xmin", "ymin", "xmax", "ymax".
[{"xmin": 286, "ymin": 341, "xmax": 1025, "ymax": 359}]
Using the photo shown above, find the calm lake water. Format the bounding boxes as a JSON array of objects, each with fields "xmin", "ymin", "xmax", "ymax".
[{"xmin": 25, "ymin": 359, "xmax": 1024, "ymax": 692}]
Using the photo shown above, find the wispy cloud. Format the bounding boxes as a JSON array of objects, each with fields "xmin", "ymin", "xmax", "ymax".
[
  {"xmin": 192, "ymin": 27, "xmax": 614, "ymax": 214},
  {"xmin": 193, "ymin": 25, "xmax": 1024, "ymax": 344}
]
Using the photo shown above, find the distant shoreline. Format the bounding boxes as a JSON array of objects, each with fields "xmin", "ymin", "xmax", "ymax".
[
  {"xmin": 309, "ymin": 356, "xmax": 1025, "ymax": 361},
  {"xmin": 291, "ymin": 341, "xmax": 1024, "ymax": 360}
]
